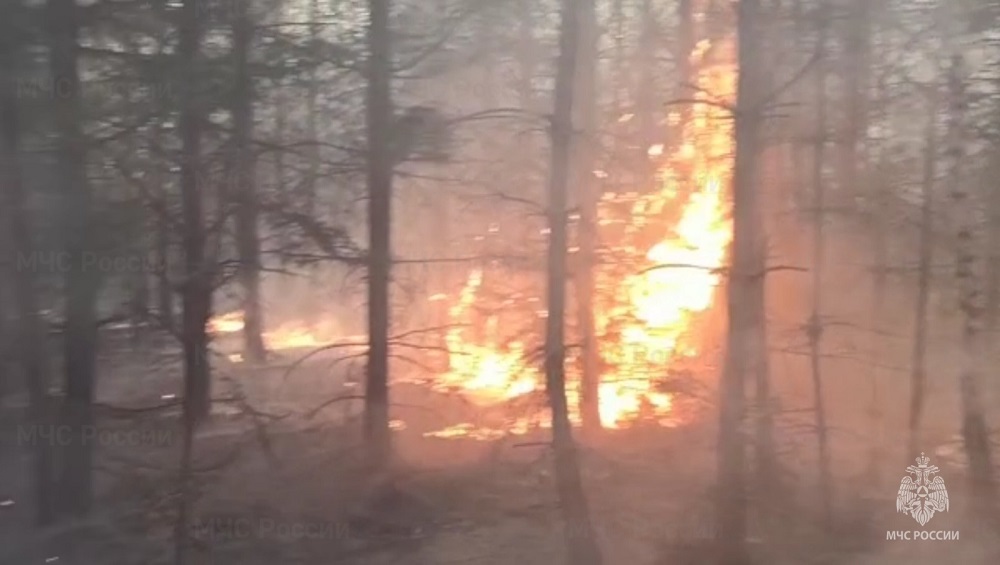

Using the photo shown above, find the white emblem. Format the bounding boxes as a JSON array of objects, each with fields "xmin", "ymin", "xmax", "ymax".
[{"xmin": 896, "ymin": 453, "xmax": 949, "ymax": 526}]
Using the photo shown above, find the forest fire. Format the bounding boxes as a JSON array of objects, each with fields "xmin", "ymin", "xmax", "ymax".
[
  {"xmin": 206, "ymin": 37, "xmax": 735, "ymax": 438},
  {"xmin": 207, "ymin": 311, "xmax": 357, "ymax": 353},
  {"xmin": 428, "ymin": 37, "xmax": 735, "ymax": 436}
]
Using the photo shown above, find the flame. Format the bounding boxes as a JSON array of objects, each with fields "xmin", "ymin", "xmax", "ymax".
[
  {"xmin": 206, "ymin": 34, "xmax": 737, "ymax": 439},
  {"xmin": 207, "ymin": 311, "xmax": 245, "ymax": 334},
  {"xmin": 427, "ymin": 33, "xmax": 736, "ymax": 436},
  {"xmin": 435, "ymin": 269, "xmax": 541, "ymax": 405},
  {"xmin": 207, "ymin": 311, "xmax": 361, "ymax": 351}
]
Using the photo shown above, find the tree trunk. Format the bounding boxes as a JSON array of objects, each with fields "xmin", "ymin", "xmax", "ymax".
[
  {"xmin": 232, "ymin": 1, "xmax": 266, "ymax": 363},
  {"xmin": 574, "ymin": 0, "xmax": 601, "ymax": 432},
  {"xmin": 547, "ymin": 0, "xmax": 603, "ymax": 563},
  {"xmin": 807, "ymin": 1, "xmax": 833, "ymax": 526},
  {"xmin": 636, "ymin": 0, "xmax": 657, "ymax": 161},
  {"xmin": 908, "ymin": 86, "xmax": 936, "ymax": 459},
  {"xmin": 49, "ymin": 0, "xmax": 99, "ymax": 517},
  {"xmin": 179, "ymin": 0, "xmax": 210, "ymax": 424},
  {"xmin": 0, "ymin": 34, "xmax": 56, "ymax": 527},
  {"xmin": 365, "ymin": 0, "xmax": 393, "ymax": 470},
  {"xmin": 306, "ymin": 0, "xmax": 321, "ymax": 213},
  {"xmin": 175, "ymin": 4, "xmax": 208, "ymax": 560},
  {"xmin": 716, "ymin": 2, "xmax": 762, "ymax": 562},
  {"xmin": 945, "ymin": 53, "xmax": 998, "ymax": 529},
  {"xmin": 839, "ymin": 0, "xmax": 869, "ymax": 208},
  {"xmin": 675, "ymin": 0, "xmax": 694, "ymax": 140}
]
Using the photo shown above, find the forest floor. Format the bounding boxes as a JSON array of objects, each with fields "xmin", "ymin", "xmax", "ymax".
[
  {"xmin": 1, "ymin": 337, "xmax": 996, "ymax": 565},
  {"xmin": 2, "ymin": 215, "xmax": 999, "ymax": 564}
]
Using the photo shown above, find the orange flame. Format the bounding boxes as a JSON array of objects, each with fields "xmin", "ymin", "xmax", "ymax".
[
  {"xmin": 207, "ymin": 311, "xmax": 359, "ymax": 354},
  {"xmin": 428, "ymin": 35, "xmax": 735, "ymax": 436}
]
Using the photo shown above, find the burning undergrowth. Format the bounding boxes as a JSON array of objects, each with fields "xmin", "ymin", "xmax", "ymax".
[
  {"xmin": 205, "ymin": 37, "xmax": 736, "ymax": 442},
  {"xmin": 418, "ymin": 37, "xmax": 736, "ymax": 439}
]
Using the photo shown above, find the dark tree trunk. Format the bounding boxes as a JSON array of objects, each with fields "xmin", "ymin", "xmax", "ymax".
[
  {"xmin": 547, "ymin": 0, "xmax": 603, "ymax": 563},
  {"xmin": 839, "ymin": 0, "xmax": 869, "ymax": 206},
  {"xmin": 808, "ymin": 0, "xmax": 832, "ymax": 525},
  {"xmin": 49, "ymin": 0, "xmax": 99, "ymax": 517},
  {"xmin": 305, "ymin": 0, "xmax": 321, "ymax": 213},
  {"xmin": 175, "ymin": 4, "xmax": 208, "ymax": 560},
  {"xmin": 232, "ymin": 2, "xmax": 266, "ymax": 363},
  {"xmin": 574, "ymin": 0, "xmax": 601, "ymax": 432},
  {"xmin": 0, "ymin": 35, "xmax": 56, "ymax": 527},
  {"xmin": 365, "ymin": 0, "xmax": 393, "ymax": 470},
  {"xmin": 716, "ymin": 1, "xmax": 762, "ymax": 563},
  {"xmin": 178, "ymin": 0, "xmax": 210, "ymax": 425}
]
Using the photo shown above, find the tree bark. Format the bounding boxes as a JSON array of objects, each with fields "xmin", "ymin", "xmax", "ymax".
[
  {"xmin": 232, "ymin": 1, "xmax": 267, "ymax": 363},
  {"xmin": 179, "ymin": 0, "xmax": 210, "ymax": 423},
  {"xmin": 547, "ymin": 0, "xmax": 603, "ymax": 563},
  {"xmin": 174, "ymin": 1, "xmax": 208, "ymax": 560},
  {"xmin": 716, "ymin": 1, "xmax": 762, "ymax": 562},
  {"xmin": 365, "ymin": 0, "xmax": 393, "ymax": 470},
  {"xmin": 49, "ymin": 0, "xmax": 99, "ymax": 517},
  {"xmin": 574, "ymin": 0, "xmax": 601, "ymax": 432},
  {"xmin": 1, "ymin": 32, "xmax": 56, "ymax": 527}
]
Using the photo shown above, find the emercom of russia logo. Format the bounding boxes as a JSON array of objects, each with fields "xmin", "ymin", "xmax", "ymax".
[{"xmin": 886, "ymin": 453, "xmax": 960, "ymax": 541}]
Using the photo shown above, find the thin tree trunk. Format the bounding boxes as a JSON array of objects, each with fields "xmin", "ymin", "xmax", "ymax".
[
  {"xmin": 49, "ymin": 0, "xmax": 99, "ymax": 517},
  {"xmin": 945, "ymin": 53, "xmax": 999, "ymax": 529},
  {"xmin": 574, "ymin": 0, "xmax": 601, "ymax": 431},
  {"xmin": 675, "ymin": 0, "xmax": 694, "ymax": 141},
  {"xmin": 1, "ymin": 36, "xmax": 56, "ymax": 527},
  {"xmin": 636, "ymin": 0, "xmax": 657, "ymax": 160},
  {"xmin": 807, "ymin": 1, "xmax": 832, "ymax": 526},
  {"xmin": 306, "ymin": 0, "xmax": 321, "ymax": 213},
  {"xmin": 547, "ymin": 0, "xmax": 603, "ymax": 563},
  {"xmin": 716, "ymin": 2, "xmax": 762, "ymax": 562},
  {"xmin": 365, "ymin": 0, "xmax": 393, "ymax": 470},
  {"xmin": 908, "ymin": 87, "xmax": 937, "ymax": 459},
  {"xmin": 174, "ymin": 1, "xmax": 207, "ymax": 559},
  {"xmin": 839, "ymin": 0, "xmax": 869, "ymax": 208},
  {"xmin": 232, "ymin": 2, "xmax": 266, "ymax": 363},
  {"xmin": 179, "ymin": 0, "xmax": 211, "ymax": 425}
]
